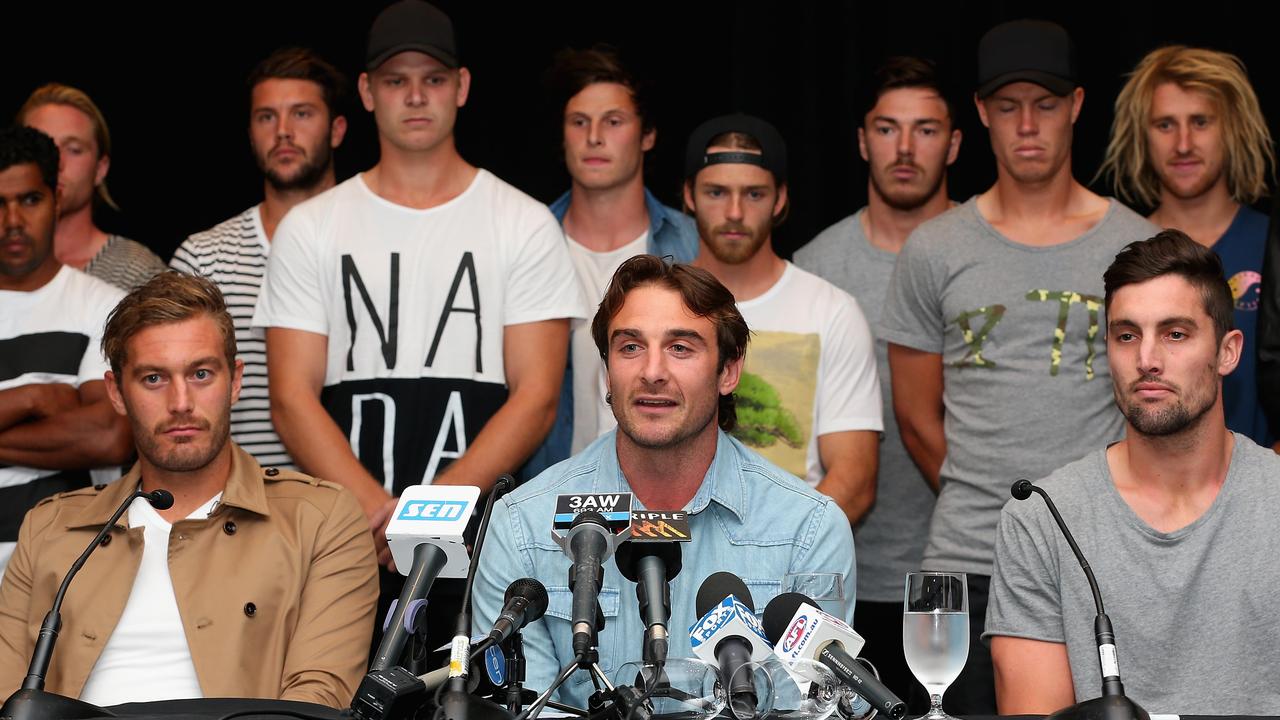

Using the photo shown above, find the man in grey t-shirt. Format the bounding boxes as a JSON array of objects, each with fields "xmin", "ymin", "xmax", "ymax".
[
  {"xmin": 986, "ymin": 231, "xmax": 1280, "ymax": 715},
  {"xmin": 795, "ymin": 56, "xmax": 959, "ymax": 704},
  {"xmin": 878, "ymin": 21, "xmax": 1157, "ymax": 713}
]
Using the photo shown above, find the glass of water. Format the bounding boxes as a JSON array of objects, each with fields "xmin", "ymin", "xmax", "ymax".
[
  {"xmin": 902, "ymin": 572, "xmax": 968, "ymax": 720},
  {"xmin": 782, "ymin": 572, "xmax": 846, "ymax": 617}
]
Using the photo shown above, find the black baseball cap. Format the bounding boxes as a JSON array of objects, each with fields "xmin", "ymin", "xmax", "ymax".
[
  {"xmin": 976, "ymin": 19, "xmax": 1077, "ymax": 98},
  {"xmin": 684, "ymin": 113, "xmax": 787, "ymax": 184},
  {"xmin": 366, "ymin": 0, "xmax": 459, "ymax": 71}
]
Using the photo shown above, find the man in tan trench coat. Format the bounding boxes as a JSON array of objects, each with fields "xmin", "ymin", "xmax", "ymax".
[{"xmin": 0, "ymin": 272, "xmax": 378, "ymax": 708}]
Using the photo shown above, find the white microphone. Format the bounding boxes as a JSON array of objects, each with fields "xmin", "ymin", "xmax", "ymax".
[
  {"xmin": 763, "ymin": 594, "xmax": 905, "ymax": 719},
  {"xmin": 370, "ymin": 485, "xmax": 480, "ymax": 671}
]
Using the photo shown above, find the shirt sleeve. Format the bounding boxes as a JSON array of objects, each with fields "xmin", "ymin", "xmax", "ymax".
[
  {"xmin": 878, "ymin": 232, "xmax": 946, "ymax": 354},
  {"xmin": 793, "ymin": 497, "xmax": 858, "ymax": 625},
  {"xmin": 501, "ymin": 209, "xmax": 588, "ymax": 327},
  {"xmin": 473, "ymin": 497, "xmax": 564, "ymax": 694},
  {"xmin": 278, "ymin": 487, "xmax": 379, "ymax": 707},
  {"xmin": 253, "ymin": 209, "xmax": 329, "ymax": 336},
  {"xmin": 816, "ymin": 291, "xmax": 883, "ymax": 435},
  {"xmin": 983, "ymin": 500, "xmax": 1066, "ymax": 645},
  {"xmin": 79, "ymin": 284, "xmax": 125, "ymax": 386}
]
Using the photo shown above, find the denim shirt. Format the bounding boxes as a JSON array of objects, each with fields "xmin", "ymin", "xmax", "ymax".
[
  {"xmin": 521, "ymin": 189, "xmax": 701, "ymax": 480},
  {"xmin": 475, "ymin": 429, "xmax": 856, "ymax": 709}
]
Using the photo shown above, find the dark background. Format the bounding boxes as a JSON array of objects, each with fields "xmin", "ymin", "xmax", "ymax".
[{"xmin": 3, "ymin": 1, "xmax": 1275, "ymax": 261}]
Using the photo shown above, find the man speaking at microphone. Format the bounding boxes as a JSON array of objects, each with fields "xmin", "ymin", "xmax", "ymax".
[
  {"xmin": 0, "ymin": 273, "xmax": 379, "ymax": 707},
  {"xmin": 985, "ymin": 231, "xmax": 1280, "ymax": 715},
  {"xmin": 474, "ymin": 255, "xmax": 855, "ymax": 707}
]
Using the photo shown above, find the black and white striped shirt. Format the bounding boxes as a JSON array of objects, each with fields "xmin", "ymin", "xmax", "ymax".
[{"xmin": 171, "ymin": 206, "xmax": 293, "ymax": 468}]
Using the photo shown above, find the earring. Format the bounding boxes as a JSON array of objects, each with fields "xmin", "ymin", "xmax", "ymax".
[{"xmin": 605, "ymin": 392, "xmax": 612, "ymax": 406}]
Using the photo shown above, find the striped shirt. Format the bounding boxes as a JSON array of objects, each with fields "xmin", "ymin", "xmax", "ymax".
[
  {"xmin": 171, "ymin": 206, "xmax": 293, "ymax": 468},
  {"xmin": 85, "ymin": 235, "xmax": 168, "ymax": 291}
]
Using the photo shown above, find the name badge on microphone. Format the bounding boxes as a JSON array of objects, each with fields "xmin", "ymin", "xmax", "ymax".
[
  {"xmin": 386, "ymin": 485, "xmax": 480, "ymax": 578},
  {"xmin": 628, "ymin": 511, "xmax": 692, "ymax": 542},
  {"xmin": 551, "ymin": 493, "xmax": 633, "ymax": 549},
  {"xmin": 772, "ymin": 601, "xmax": 865, "ymax": 665},
  {"xmin": 688, "ymin": 595, "xmax": 771, "ymax": 664}
]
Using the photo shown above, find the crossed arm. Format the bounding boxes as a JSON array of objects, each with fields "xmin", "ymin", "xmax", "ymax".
[{"xmin": 0, "ymin": 380, "xmax": 132, "ymax": 470}]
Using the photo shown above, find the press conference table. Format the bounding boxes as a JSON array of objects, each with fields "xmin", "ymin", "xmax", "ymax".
[{"xmin": 69, "ymin": 701, "xmax": 1279, "ymax": 720}]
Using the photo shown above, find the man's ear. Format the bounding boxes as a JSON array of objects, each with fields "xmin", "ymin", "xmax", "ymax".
[{"xmin": 104, "ymin": 371, "xmax": 127, "ymax": 416}]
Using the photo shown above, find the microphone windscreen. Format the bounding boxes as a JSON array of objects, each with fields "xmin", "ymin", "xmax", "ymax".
[
  {"xmin": 615, "ymin": 540, "xmax": 682, "ymax": 582},
  {"xmin": 504, "ymin": 577, "xmax": 549, "ymax": 622},
  {"xmin": 695, "ymin": 571, "xmax": 753, "ymax": 617},
  {"xmin": 762, "ymin": 592, "xmax": 814, "ymax": 645},
  {"xmin": 1010, "ymin": 479, "xmax": 1034, "ymax": 501},
  {"xmin": 148, "ymin": 489, "xmax": 175, "ymax": 510}
]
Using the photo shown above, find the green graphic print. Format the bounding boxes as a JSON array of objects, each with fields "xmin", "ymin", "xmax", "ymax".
[
  {"xmin": 733, "ymin": 372, "xmax": 804, "ymax": 449},
  {"xmin": 950, "ymin": 290, "xmax": 1102, "ymax": 379}
]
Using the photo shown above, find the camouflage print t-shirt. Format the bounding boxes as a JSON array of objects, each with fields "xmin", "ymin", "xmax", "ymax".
[{"xmin": 879, "ymin": 198, "xmax": 1158, "ymax": 576}]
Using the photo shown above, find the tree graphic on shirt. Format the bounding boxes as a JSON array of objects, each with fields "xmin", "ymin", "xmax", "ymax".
[{"xmin": 732, "ymin": 372, "xmax": 803, "ymax": 449}]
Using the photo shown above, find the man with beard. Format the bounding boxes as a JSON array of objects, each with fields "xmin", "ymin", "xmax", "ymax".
[
  {"xmin": 878, "ymin": 20, "xmax": 1157, "ymax": 712},
  {"xmin": 688, "ymin": 113, "xmax": 882, "ymax": 521},
  {"xmin": 0, "ymin": 125, "xmax": 131, "ymax": 576},
  {"xmin": 1099, "ymin": 46, "xmax": 1275, "ymax": 447},
  {"xmin": 0, "ymin": 272, "xmax": 378, "ymax": 707},
  {"xmin": 794, "ymin": 56, "xmax": 959, "ymax": 703},
  {"xmin": 18, "ymin": 84, "xmax": 167, "ymax": 290},
  {"xmin": 986, "ymin": 231, "xmax": 1280, "ymax": 715},
  {"xmin": 171, "ymin": 47, "xmax": 348, "ymax": 468},
  {"xmin": 474, "ymin": 255, "xmax": 855, "ymax": 706}
]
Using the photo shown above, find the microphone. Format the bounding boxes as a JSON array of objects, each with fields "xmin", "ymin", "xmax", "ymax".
[
  {"xmin": 688, "ymin": 572, "xmax": 770, "ymax": 718},
  {"xmin": 564, "ymin": 510, "xmax": 619, "ymax": 658},
  {"xmin": 615, "ymin": 539, "xmax": 683, "ymax": 665},
  {"xmin": 763, "ymin": 593, "xmax": 906, "ymax": 719},
  {"xmin": 370, "ymin": 484, "xmax": 480, "ymax": 672},
  {"xmin": 485, "ymin": 578, "xmax": 549, "ymax": 645},
  {"xmin": 1009, "ymin": 480, "xmax": 1149, "ymax": 720},
  {"xmin": 1, "ymin": 487, "xmax": 174, "ymax": 719}
]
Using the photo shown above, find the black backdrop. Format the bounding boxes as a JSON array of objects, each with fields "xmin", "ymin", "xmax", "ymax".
[{"xmin": 3, "ymin": 1, "xmax": 1275, "ymax": 261}]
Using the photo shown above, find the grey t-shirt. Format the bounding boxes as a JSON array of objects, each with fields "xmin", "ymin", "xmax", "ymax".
[
  {"xmin": 795, "ymin": 208, "xmax": 937, "ymax": 602},
  {"xmin": 985, "ymin": 434, "xmax": 1280, "ymax": 714},
  {"xmin": 879, "ymin": 198, "xmax": 1156, "ymax": 575}
]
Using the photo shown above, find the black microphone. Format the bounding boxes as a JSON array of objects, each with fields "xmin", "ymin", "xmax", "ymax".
[
  {"xmin": 564, "ymin": 510, "xmax": 617, "ymax": 658},
  {"xmin": 486, "ymin": 578, "xmax": 549, "ymax": 645},
  {"xmin": 0, "ymin": 487, "xmax": 174, "ymax": 719},
  {"xmin": 762, "ymin": 593, "xmax": 906, "ymax": 719},
  {"xmin": 693, "ymin": 572, "xmax": 759, "ymax": 718},
  {"xmin": 1009, "ymin": 480, "xmax": 1149, "ymax": 720},
  {"xmin": 614, "ymin": 541, "xmax": 682, "ymax": 665}
]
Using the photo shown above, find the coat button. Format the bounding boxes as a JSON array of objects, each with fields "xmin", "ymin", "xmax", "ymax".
[
  {"xmin": 244, "ymin": 602, "xmax": 256, "ymax": 617},
  {"xmin": 223, "ymin": 521, "xmax": 237, "ymax": 535},
  {"xmin": 264, "ymin": 467, "xmax": 279, "ymax": 477},
  {"xmin": 99, "ymin": 534, "xmax": 111, "ymax": 547}
]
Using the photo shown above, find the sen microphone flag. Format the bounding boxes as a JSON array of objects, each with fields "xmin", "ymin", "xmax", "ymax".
[{"xmin": 385, "ymin": 484, "xmax": 479, "ymax": 578}]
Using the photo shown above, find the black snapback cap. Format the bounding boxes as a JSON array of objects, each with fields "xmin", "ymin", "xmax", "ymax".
[
  {"xmin": 366, "ymin": 0, "xmax": 459, "ymax": 71},
  {"xmin": 684, "ymin": 113, "xmax": 787, "ymax": 183},
  {"xmin": 976, "ymin": 19, "xmax": 1077, "ymax": 98}
]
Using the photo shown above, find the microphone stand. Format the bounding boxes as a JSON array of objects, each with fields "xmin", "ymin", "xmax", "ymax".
[{"xmin": 1010, "ymin": 480, "xmax": 1150, "ymax": 720}]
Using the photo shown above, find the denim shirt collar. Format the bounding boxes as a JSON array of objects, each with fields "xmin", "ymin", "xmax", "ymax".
[
  {"xmin": 549, "ymin": 188, "xmax": 683, "ymax": 250},
  {"xmin": 593, "ymin": 429, "xmax": 746, "ymax": 522}
]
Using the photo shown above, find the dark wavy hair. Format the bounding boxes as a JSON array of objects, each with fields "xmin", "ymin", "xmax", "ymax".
[
  {"xmin": 1104, "ymin": 229, "xmax": 1234, "ymax": 343},
  {"xmin": 0, "ymin": 125, "xmax": 59, "ymax": 192},
  {"xmin": 591, "ymin": 255, "xmax": 749, "ymax": 431}
]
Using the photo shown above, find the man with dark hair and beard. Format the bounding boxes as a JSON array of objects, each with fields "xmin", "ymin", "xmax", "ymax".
[
  {"xmin": 171, "ymin": 46, "xmax": 348, "ymax": 468},
  {"xmin": 985, "ymin": 230, "xmax": 1280, "ymax": 716},
  {"xmin": 794, "ymin": 56, "xmax": 958, "ymax": 703},
  {"xmin": 0, "ymin": 271, "xmax": 377, "ymax": 708},
  {"xmin": 687, "ymin": 113, "xmax": 883, "ymax": 521}
]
